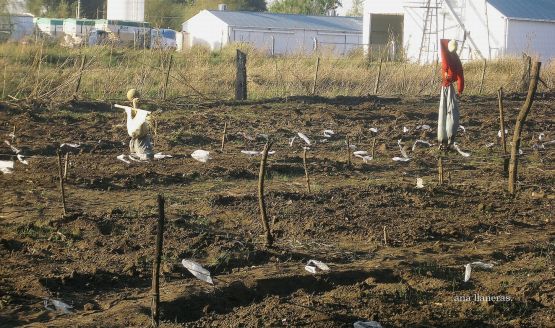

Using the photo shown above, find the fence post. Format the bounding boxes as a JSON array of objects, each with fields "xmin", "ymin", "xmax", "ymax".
[
  {"xmin": 258, "ymin": 142, "xmax": 273, "ymax": 247},
  {"xmin": 374, "ymin": 57, "xmax": 383, "ymax": 94},
  {"xmin": 220, "ymin": 122, "xmax": 227, "ymax": 152},
  {"xmin": 497, "ymin": 87, "xmax": 509, "ymax": 173},
  {"xmin": 162, "ymin": 54, "xmax": 173, "ymax": 100},
  {"xmin": 74, "ymin": 55, "xmax": 86, "ymax": 98},
  {"xmin": 508, "ymin": 61, "xmax": 541, "ymax": 195},
  {"xmin": 303, "ymin": 148, "xmax": 311, "ymax": 193},
  {"xmin": 346, "ymin": 136, "xmax": 352, "ymax": 166},
  {"xmin": 479, "ymin": 59, "xmax": 487, "ymax": 95},
  {"xmin": 235, "ymin": 49, "xmax": 247, "ymax": 100},
  {"xmin": 438, "ymin": 156, "xmax": 444, "ymax": 185},
  {"xmin": 519, "ymin": 55, "xmax": 531, "ymax": 93},
  {"xmin": 151, "ymin": 194, "xmax": 165, "ymax": 327},
  {"xmin": 57, "ymin": 151, "xmax": 67, "ymax": 216},
  {"xmin": 311, "ymin": 56, "xmax": 320, "ymax": 95}
]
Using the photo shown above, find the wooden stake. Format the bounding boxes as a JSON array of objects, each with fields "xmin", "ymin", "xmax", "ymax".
[
  {"xmin": 303, "ymin": 148, "xmax": 311, "ymax": 193},
  {"xmin": 509, "ymin": 61, "xmax": 541, "ymax": 195},
  {"xmin": 438, "ymin": 156, "xmax": 444, "ymax": 185},
  {"xmin": 32, "ymin": 42, "xmax": 44, "ymax": 98},
  {"xmin": 311, "ymin": 56, "xmax": 320, "ymax": 95},
  {"xmin": 520, "ymin": 55, "xmax": 531, "ymax": 93},
  {"xmin": 220, "ymin": 122, "xmax": 227, "ymax": 152},
  {"xmin": 479, "ymin": 59, "xmax": 487, "ymax": 95},
  {"xmin": 162, "ymin": 54, "xmax": 173, "ymax": 100},
  {"xmin": 374, "ymin": 57, "xmax": 383, "ymax": 94},
  {"xmin": 346, "ymin": 136, "xmax": 352, "ymax": 166},
  {"xmin": 371, "ymin": 137, "xmax": 376, "ymax": 159},
  {"xmin": 497, "ymin": 87, "xmax": 509, "ymax": 173},
  {"xmin": 430, "ymin": 59, "xmax": 438, "ymax": 95},
  {"xmin": 151, "ymin": 194, "xmax": 165, "ymax": 327},
  {"xmin": 2, "ymin": 65, "xmax": 6, "ymax": 99},
  {"xmin": 63, "ymin": 152, "xmax": 69, "ymax": 180},
  {"xmin": 57, "ymin": 151, "xmax": 67, "ymax": 216},
  {"xmin": 235, "ymin": 49, "xmax": 247, "ymax": 101},
  {"xmin": 74, "ymin": 55, "xmax": 86, "ymax": 98},
  {"xmin": 258, "ymin": 142, "xmax": 274, "ymax": 247},
  {"xmin": 383, "ymin": 226, "xmax": 388, "ymax": 246}
]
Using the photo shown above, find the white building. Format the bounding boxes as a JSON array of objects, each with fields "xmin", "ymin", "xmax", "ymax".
[
  {"xmin": 107, "ymin": 0, "xmax": 145, "ymax": 22},
  {"xmin": 35, "ymin": 18, "xmax": 65, "ymax": 39},
  {"xmin": 363, "ymin": 0, "xmax": 555, "ymax": 62},
  {"xmin": 182, "ymin": 10, "xmax": 362, "ymax": 55}
]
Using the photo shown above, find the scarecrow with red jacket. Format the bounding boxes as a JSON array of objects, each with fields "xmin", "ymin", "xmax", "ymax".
[{"xmin": 438, "ymin": 39, "xmax": 464, "ymax": 149}]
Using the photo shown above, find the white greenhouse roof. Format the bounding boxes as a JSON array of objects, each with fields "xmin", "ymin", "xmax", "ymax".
[
  {"xmin": 207, "ymin": 10, "xmax": 362, "ymax": 32},
  {"xmin": 488, "ymin": 0, "xmax": 555, "ymax": 23}
]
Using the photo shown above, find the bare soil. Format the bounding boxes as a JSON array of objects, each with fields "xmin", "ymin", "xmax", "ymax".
[{"xmin": 0, "ymin": 94, "xmax": 554, "ymax": 327}]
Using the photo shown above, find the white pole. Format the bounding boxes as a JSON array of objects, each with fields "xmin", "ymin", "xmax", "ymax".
[{"xmin": 77, "ymin": 0, "xmax": 81, "ymax": 19}]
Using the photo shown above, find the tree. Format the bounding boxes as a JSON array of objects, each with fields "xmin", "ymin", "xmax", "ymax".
[
  {"xmin": 269, "ymin": 0, "xmax": 341, "ymax": 15},
  {"xmin": 346, "ymin": 0, "xmax": 363, "ymax": 17}
]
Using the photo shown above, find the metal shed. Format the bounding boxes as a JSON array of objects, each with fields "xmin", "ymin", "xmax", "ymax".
[
  {"xmin": 182, "ymin": 10, "xmax": 363, "ymax": 55},
  {"xmin": 363, "ymin": 0, "xmax": 555, "ymax": 62},
  {"xmin": 63, "ymin": 19, "xmax": 96, "ymax": 38},
  {"xmin": 35, "ymin": 18, "xmax": 65, "ymax": 39}
]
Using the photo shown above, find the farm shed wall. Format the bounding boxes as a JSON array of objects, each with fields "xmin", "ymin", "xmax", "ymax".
[
  {"xmin": 35, "ymin": 18, "xmax": 65, "ymax": 38},
  {"xmin": 182, "ymin": 10, "xmax": 362, "ymax": 55},
  {"xmin": 506, "ymin": 19, "xmax": 555, "ymax": 61},
  {"xmin": 182, "ymin": 10, "xmax": 229, "ymax": 51},
  {"xmin": 8, "ymin": 14, "xmax": 34, "ymax": 41},
  {"xmin": 229, "ymin": 27, "xmax": 361, "ymax": 56},
  {"xmin": 365, "ymin": 0, "xmax": 555, "ymax": 62},
  {"xmin": 63, "ymin": 19, "xmax": 96, "ymax": 37}
]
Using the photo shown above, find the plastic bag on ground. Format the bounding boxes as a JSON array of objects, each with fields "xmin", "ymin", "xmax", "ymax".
[
  {"xmin": 182, "ymin": 259, "xmax": 214, "ymax": 284},
  {"xmin": 354, "ymin": 321, "xmax": 383, "ymax": 328},
  {"xmin": 416, "ymin": 178, "xmax": 424, "ymax": 189},
  {"xmin": 191, "ymin": 150, "xmax": 211, "ymax": 163},
  {"xmin": 44, "ymin": 298, "xmax": 73, "ymax": 314},
  {"xmin": 305, "ymin": 259, "xmax": 330, "ymax": 273},
  {"xmin": 297, "ymin": 132, "xmax": 311, "ymax": 145},
  {"xmin": 0, "ymin": 160, "xmax": 14, "ymax": 174}
]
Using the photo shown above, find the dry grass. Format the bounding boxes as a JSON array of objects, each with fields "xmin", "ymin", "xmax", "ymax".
[{"xmin": 0, "ymin": 42, "xmax": 553, "ymax": 104}]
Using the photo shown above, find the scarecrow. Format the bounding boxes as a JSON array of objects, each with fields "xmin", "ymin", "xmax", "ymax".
[
  {"xmin": 438, "ymin": 39, "xmax": 464, "ymax": 150},
  {"xmin": 125, "ymin": 89, "xmax": 154, "ymax": 160}
]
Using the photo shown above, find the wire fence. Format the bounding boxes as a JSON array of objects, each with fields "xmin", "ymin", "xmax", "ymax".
[{"xmin": 0, "ymin": 42, "xmax": 553, "ymax": 105}]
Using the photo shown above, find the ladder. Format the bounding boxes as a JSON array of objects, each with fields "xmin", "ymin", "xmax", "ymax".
[{"xmin": 418, "ymin": 0, "xmax": 440, "ymax": 63}]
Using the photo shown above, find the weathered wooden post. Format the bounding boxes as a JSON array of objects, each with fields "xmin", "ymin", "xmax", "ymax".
[
  {"xmin": 64, "ymin": 152, "xmax": 69, "ymax": 180},
  {"xmin": 497, "ymin": 87, "xmax": 509, "ymax": 172},
  {"xmin": 438, "ymin": 156, "xmax": 444, "ymax": 185},
  {"xmin": 235, "ymin": 49, "xmax": 247, "ymax": 101},
  {"xmin": 371, "ymin": 137, "xmax": 376, "ymax": 159},
  {"xmin": 74, "ymin": 55, "xmax": 86, "ymax": 98},
  {"xmin": 311, "ymin": 57, "xmax": 320, "ymax": 95},
  {"xmin": 508, "ymin": 61, "xmax": 541, "ymax": 195},
  {"xmin": 57, "ymin": 151, "xmax": 67, "ymax": 216},
  {"xmin": 220, "ymin": 122, "xmax": 227, "ymax": 152},
  {"xmin": 374, "ymin": 57, "xmax": 383, "ymax": 94},
  {"xmin": 162, "ymin": 54, "xmax": 173, "ymax": 100},
  {"xmin": 151, "ymin": 194, "xmax": 165, "ymax": 327},
  {"xmin": 519, "ymin": 55, "xmax": 532, "ymax": 93},
  {"xmin": 346, "ymin": 136, "xmax": 352, "ymax": 166},
  {"xmin": 479, "ymin": 59, "xmax": 487, "ymax": 95},
  {"xmin": 258, "ymin": 142, "xmax": 274, "ymax": 247},
  {"xmin": 303, "ymin": 148, "xmax": 311, "ymax": 193}
]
